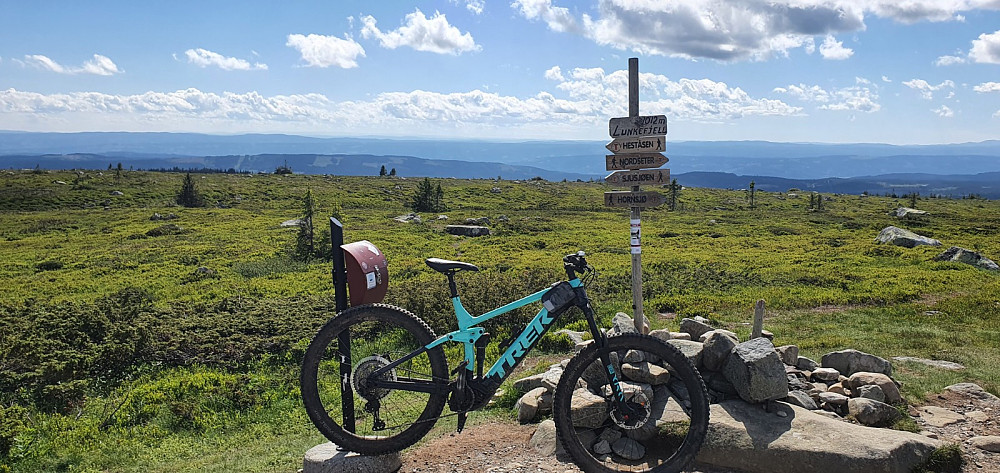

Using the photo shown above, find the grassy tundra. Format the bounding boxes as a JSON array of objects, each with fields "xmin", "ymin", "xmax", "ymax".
[{"xmin": 1, "ymin": 169, "xmax": 998, "ymax": 472}]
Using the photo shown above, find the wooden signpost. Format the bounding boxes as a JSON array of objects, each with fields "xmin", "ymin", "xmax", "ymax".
[{"xmin": 602, "ymin": 57, "xmax": 670, "ymax": 334}]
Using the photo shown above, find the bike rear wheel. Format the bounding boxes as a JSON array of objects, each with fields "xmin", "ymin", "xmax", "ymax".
[
  {"xmin": 301, "ymin": 303, "xmax": 449, "ymax": 455},
  {"xmin": 554, "ymin": 333, "xmax": 710, "ymax": 473}
]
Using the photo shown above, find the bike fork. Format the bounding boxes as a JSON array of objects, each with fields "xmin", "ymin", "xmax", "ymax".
[{"xmin": 577, "ymin": 292, "xmax": 629, "ymax": 408}]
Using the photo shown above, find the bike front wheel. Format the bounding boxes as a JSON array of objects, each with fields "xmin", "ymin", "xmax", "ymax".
[
  {"xmin": 301, "ymin": 303, "xmax": 449, "ymax": 455},
  {"xmin": 554, "ymin": 333, "xmax": 710, "ymax": 473}
]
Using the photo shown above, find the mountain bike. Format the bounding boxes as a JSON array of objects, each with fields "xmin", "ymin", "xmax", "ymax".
[{"xmin": 301, "ymin": 251, "xmax": 710, "ymax": 473}]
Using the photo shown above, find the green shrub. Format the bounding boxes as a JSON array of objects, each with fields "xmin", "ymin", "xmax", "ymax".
[{"xmin": 34, "ymin": 260, "xmax": 63, "ymax": 272}]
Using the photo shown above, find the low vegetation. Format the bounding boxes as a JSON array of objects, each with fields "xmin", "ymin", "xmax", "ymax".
[{"xmin": 1, "ymin": 169, "xmax": 998, "ymax": 471}]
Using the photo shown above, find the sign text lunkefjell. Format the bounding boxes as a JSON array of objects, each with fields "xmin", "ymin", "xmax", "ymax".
[{"xmin": 609, "ymin": 115, "xmax": 668, "ymax": 138}]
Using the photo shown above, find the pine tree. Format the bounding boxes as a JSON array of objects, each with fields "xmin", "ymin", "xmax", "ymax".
[
  {"xmin": 379, "ymin": 165, "xmax": 387, "ymax": 176},
  {"xmin": 748, "ymin": 180, "xmax": 756, "ymax": 209},
  {"xmin": 434, "ymin": 184, "xmax": 445, "ymax": 212},
  {"xmin": 668, "ymin": 179, "xmax": 680, "ymax": 211},
  {"xmin": 389, "ymin": 168, "xmax": 396, "ymax": 177},
  {"xmin": 176, "ymin": 172, "xmax": 203, "ymax": 207},
  {"xmin": 411, "ymin": 178, "xmax": 437, "ymax": 212}
]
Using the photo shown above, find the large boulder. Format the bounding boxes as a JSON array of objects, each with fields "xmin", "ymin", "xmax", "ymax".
[
  {"xmin": 702, "ymin": 331, "xmax": 737, "ymax": 372},
  {"xmin": 516, "ymin": 387, "xmax": 547, "ymax": 424},
  {"xmin": 529, "ymin": 419, "xmax": 559, "ymax": 456},
  {"xmin": 848, "ymin": 398, "xmax": 901, "ymax": 427},
  {"xmin": 875, "ymin": 226, "xmax": 941, "ymax": 248},
  {"xmin": 666, "ymin": 340, "xmax": 704, "ymax": 369},
  {"xmin": 889, "ymin": 207, "xmax": 927, "ymax": 218},
  {"xmin": 933, "ymin": 246, "xmax": 999, "ymax": 271},
  {"xmin": 621, "ymin": 362, "xmax": 671, "ymax": 385},
  {"xmin": 608, "ymin": 312, "xmax": 637, "ymax": 335},
  {"xmin": 679, "ymin": 317, "xmax": 713, "ymax": 340},
  {"xmin": 844, "ymin": 372, "xmax": 901, "ymax": 404},
  {"xmin": 723, "ymin": 338, "xmax": 788, "ymax": 403},
  {"xmin": 303, "ymin": 443, "xmax": 401, "ymax": 473},
  {"xmin": 697, "ymin": 400, "xmax": 941, "ymax": 473},
  {"xmin": 570, "ymin": 388, "xmax": 608, "ymax": 429},
  {"xmin": 821, "ymin": 349, "xmax": 892, "ymax": 377},
  {"xmin": 446, "ymin": 225, "xmax": 490, "ymax": 237}
]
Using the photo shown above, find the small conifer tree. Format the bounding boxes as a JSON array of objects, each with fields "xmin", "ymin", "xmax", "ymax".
[{"xmin": 176, "ymin": 172, "xmax": 203, "ymax": 207}]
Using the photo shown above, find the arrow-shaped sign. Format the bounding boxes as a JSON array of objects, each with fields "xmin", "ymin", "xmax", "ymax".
[
  {"xmin": 606, "ymin": 153, "xmax": 668, "ymax": 171},
  {"xmin": 605, "ymin": 169, "xmax": 670, "ymax": 186},
  {"xmin": 609, "ymin": 115, "xmax": 668, "ymax": 138},
  {"xmin": 606, "ymin": 136, "xmax": 666, "ymax": 154},
  {"xmin": 604, "ymin": 191, "xmax": 665, "ymax": 208}
]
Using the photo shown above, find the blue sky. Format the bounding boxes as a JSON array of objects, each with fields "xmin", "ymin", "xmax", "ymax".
[{"xmin": 1, "ymin": 1, "xmax": 999, "ymax": 144}]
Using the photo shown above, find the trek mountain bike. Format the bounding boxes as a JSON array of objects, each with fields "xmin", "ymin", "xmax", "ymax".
[{"xmin": 301, "ymin": 252, "xmax": 709, "ymax": 473}]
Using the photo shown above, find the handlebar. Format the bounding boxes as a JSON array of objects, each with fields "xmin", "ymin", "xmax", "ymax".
[{"xmin": 563, "ymin": 251, "xmax": 590, "ymax": 279}]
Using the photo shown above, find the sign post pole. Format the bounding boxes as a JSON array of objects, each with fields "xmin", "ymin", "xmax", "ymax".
[
  {"xmin": 627, "ymin": 58, "xmax": 646, "ymax": 334},
  {"xmin": 330, "ymin": 217, "xmax": 355, "ymax": 439}
]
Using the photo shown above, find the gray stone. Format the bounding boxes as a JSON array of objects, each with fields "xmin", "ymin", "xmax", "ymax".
[
  {"xmin": 760, "ymin": 330, "xmax": 774, "ymax": 341},
  {"xmin": 445, "ymin": 225, "xmax": 490, "ymax": 237},
  {"xmin": 775, "ymin": 345, "xmax": 799, "ymax": 366},
  {"xmin": 670, "ymin": 332, "xmax": 691, "ymax": 340},
  {"xmin": 611, "ymin": 437, "xmax": 645, "ymax": 460},
  {"xmin": 666, "ymin": 339, "xmax": 704, "ymax": 369},
  {"xmin": 796, "ymin": 356, "xmax": 819, "ymax": 371},
  {"xmin": 933, "ymin": 246, "xmax": 999, "ymax": 271},
  {"xmin": 891, "ymin": 356, "xmax": 965, "ymax": 371},
  {"xmin": 969, "ymin": 436, "xmax": 1000, "ymax": 453},
  {"xmin": 856, "ymin": 385, "xmax": 886, "ymax": 403},
  {"xmin": 844, "ymin": 372, "xmax": 901, "ymax": 404},
  {"xmin": 723, "ymin": 338, "xmax": 789, "ymax": 403},
  {"xmin": 875, "ymin": 226, "xmax": 941, "ymax": 248},
  {"xmin": 703, "ymin": 371, "xmax": 738, "ymax": 395},
  {"xmin": 464, "ymin": 217, "xmax": 490, "ymax": 225},
  {"xmin": 555, "ymin": 329, "xmax": 586, "ymax": 345},
  {"xmin": 530, "ymin": 419, "xmax": 558, "ymax": 455},
  {"xmin": 699, "ymin": 328, "xmax": 738, "ymax": 343},
  {"xmin": 623, "ymin": 349, "xmax": 645, "ymax": 363},
  {"xmin": 848, "ymin": 398, "xmax": 901, "ymax": 427},
  {"xmin": 818, "ymin": 392, "xmax": 849, "ymax": 406},
  {"xmin": 517, "ymin": 387, "xmax": 547, "ymax": 424},
  {"xmin": 648, "ymin": 329, "xmax": 671, "ymax": 342},
  {"xmin": 812, "ymin": 367, "xmax": 841, "ymax": 382},
  {"xmin": 697, "ymin": 400, "xmax": 940, "ymax": 473},
  {"xmin": 540, "ymin": 368, "xmax": 563, "ymax": 392},
  {"xmin": 436, "ymin": 214, "xmax": 448, "ymax": 220},
  {"xmin": 821, "ymin": 349, "xmax": 892, "ymax": 376},
  {"xmin": 570, "ymin": 388, "xmax": 608, "ymax": 429},
  {"xmin": 621, "ymin": 362, "xmax": 671, "ymax": 386},
  {"xmin": 609, "ymin": 312, "xmax": 636, "ymax": 335},
  {"xmin": 890, "ymin": 207, "xmax": 927, "ymax": 218},
  {"xmin": 944, "ymin": 383, "xmax": 1000, "ymax": 402},
  {"xmin": 109, "ymin": 190, "xmax": 124, "ymax": 196},
  {"xmin": 592, "ymin": 439, "xmax": 611, "ymax": 455},
  {"xmin": 702, "ymin": 331, "xmax": 737, "ymax": 372},
  {"xmin": 303, "ymin": 443, "xmax": 401, "ymax": 473},
  {"xmin": 513, "ymin": 372, "xmax": 547, "ymax": 392},
  {"xmin": 679, "ymin": 317, "xmax": 713, "ymax": 340},
  {"xmin": 581, "ymin": 352, "xmax": 619, "ymax": 388},
  {"xmin": 281, "ymin": 218, "xmax": 303, "ymax": 227},
  {"xmin": 785, "ymin": 390, "xmax": 818, "ymax": 410},
  {"xmin": 915, "ymin": 406, "xmax": 965, "ymax": 427},
  {"xmin": 393, "ymin": 213, "xmax": 422, "ymax": 223},
  {"xmin": 603, "ymin": 381, "xmax": 654, "ymax": 405}
]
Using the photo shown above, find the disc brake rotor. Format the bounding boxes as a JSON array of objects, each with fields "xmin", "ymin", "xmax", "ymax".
[{"xmin": 610, "ymin": 390, "xmax": 653, "ymax": 430}]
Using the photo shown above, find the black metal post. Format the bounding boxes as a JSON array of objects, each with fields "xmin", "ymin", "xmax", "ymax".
[{"xmin": 330, "ymin": 217, "xmax": 355, "ymax": 435}]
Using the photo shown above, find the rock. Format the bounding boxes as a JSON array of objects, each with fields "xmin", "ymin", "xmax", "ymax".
[
  {"xmin": 848, "ymin": 398, "xmax": 901, "ymax": 427},
  {"xmin": 445, "ymin": 225, "xmax": 489, "ymax": 237},
  {"xmin": 933, "ymin": 246, "xmax": 999, "ymax": 271},
  {"xmin": 889, "ymin": 207, "xmax": 927, "ymax": 218},
  {"xmin": 845, "ymin": 372, "xmax": 901, "ymax": 404},
  {"xmin": 875, "ymin": 226, "xmax": 941, "ymax": 248},
  {"xmin": 464, "ymin": 217, "xmax": 490, "ymax": 225},
  {"xmin": 623, "ymin": 349, "xmax": 644, "ymax": 363},
  {"xmin": 621, "ymin": 362, "xmax": 671, "ymax": 385},
  {"xmin": 702, "ymin": 331, "xmax": 737, "ymax": 372},
  {"xmin": 611, "ymin": 437, "xmax": 645, "ymax": 460},
  {"xmin": 821, "ymin": 349, "xmax": 892, "ymax": 377},
  {"xmin": 785, "ymin": 390, "xmax": 818, "ymax": 410},
  {"xmin": 812, "ymin": 367, "xmax": 841, "ymax": 382},
  {"xmin": 303, "ymin": 443, "xmax": 401, "ymax": 473},
  {"xmin": 944, "ymin": 382, "xmax": 1000, "ymax": 402},
  {"xmin": 581, "ymin": 352, "xmax": 619, "ymax": 388},
  {"xmin": 666, "ymin": 339, "xmax": 704, "ymax": 369},
  {"xmin": 281, "ymin": 218, "xmax": 303, "ymax": 227},
  {"xmin": 698, "ymin": 400, "xmax": 940, "ymax": 473},
  {"xmin": 393, "ymin": 213, "xmax": 422, "ymax": 223},
  {"xmin": 670, "ymin": 332, "xmax": 691, "ymax": 340},
  {"xmin": 699, "ymin": 328, "xmax": 738, "ymax": 343},
  {"xmin": 648, "ymin": 329, "xmax": 671, "ymax": 342},
  {"xmin": 193, "ymin": 266, "xmax": 215, "ymax": 277},
  {"xmin": 608, "ymin": 312, "xmax": 636, "ymax": 335},
  {"xmin": 856, "ymin": 385, "xmax": 886, "ymax": 403},
  {"xmin": 540, "ymin": 368, "xmax": 563, "ymax": 392},
  {"xmin": 827, "ymin": 383, "xmax": 849, "ymax": 396},
  {"xmin": 916, "ymin": 406, "xmax": 965, "ymax": 427},
  {"xmin": 513, "ymin": 373, "xmax": 547, "ymax": 392},
  {"xmin": 723, "ymin": 338, "xmax": 789, "ymax": 403},
  {"xmin": 760, "ymin": 330, "xmax": 774, "ymax": 341},
  {"xmin": 651, "ymin": 385, "xmax": 691, "ymax": 425},
  {"xmin": 54, "ymin": 180, "xmax": 67, "ymax": 185},
  {"xmin": 592, "ymin": 439, "xmax": 611, "ymax": 455},
  {"xmin": 602, "ymin": 381, "xmax": 654, "ymax": 405},
  {"xmin": 819, "ymin": 392, "xmax": 849, "ymax": 406},
  {"xmin": 966, "ymin": 410, "xmax": 989, "ymax": 422},
  {"xmin": 703, "ymin": 371, "xmax": 739, "ymax": 396},
  {"xmin": 570, "ymin": 388, "xmax": 608, "ymax": 429},
  {"xmin": 679, "ymin": 317, "xmax": 713, "ymax": 340},
  {"xmin": 775, "ymin": 345, "xmax": 799, "ymax": 366},
  {"xmin": 891, "ymin": 356, "xmax": 965, "ymax": 371},
  {"xmin": 969, "ymin": 436, "xmax": 1000, "ymax": 453},
  {"xmin": 436, "ymin": 214, "xmax": 448, "ymax": 220},
  {"xmin": 490, "ymin": 187, "xmax": 502, "ymax": 193},
  {"xmin": 529, "ymin": 419, "xmax": 558, "ymax": 455},
  {"xmin": 517, "ymin": 387, "xmax": 547, "ymax": 424},
  {"xmin": 796, "ymin": 356, "xmax": 819, "ymax": 371},
  {"xmin": 109, "ymin": 190, "xmax": 124, "ymax": 196},
  {"xmin": 555, "ymin": 329, "xmax": 586, "ymax": 345}
]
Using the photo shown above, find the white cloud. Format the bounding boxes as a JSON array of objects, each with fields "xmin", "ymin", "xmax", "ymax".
[
  {"xmin": 286, "ymin": 34, "xmax": 366, "ymax": 68},
  {"xmin": 23, "ymin": 53, "xmax": 121, "ymax": 75},
  {"xmin": 451, "ymin": 0, "xmax": 485, "ymax": 15},
  {"xmin": 184, "ymin": 48, "xmax": 267, "ymax": 71},
  {"xmin": 970, "ymin": 29, "xmax": 1000, "ymax": 63},
  {"xmin": 974, "ymin": 82, "xmax": 1000, "ymax": 93},
  {"xmin": 881, "ymin": 75, "xmax": 892, "ymax": 82},
  {"xmin": 774, "ymin": 82, "xmax": 881, "ymax": 112},
  {"xmin": 902, "ymin": 79, "xmax": 955, "ymax": 99},
  {"xmin": 935, "ymin": 54, "xmax": 966, "ymax": 66},
  {"xmin": 543, "ymin": 65, "xmax": 564, "ymax": 81},
  {"xmin": 819, "ymin": 35, "xmax": 854, "ymax": 60},
  {"xmin": 360, "ymin": 9, "xmax": 480, "ymax": 55},
  {"xmin": 932, "ymin": 105, "xmax": 954, "ymax": 117},
  {"xmin": 512, "ymin": 0, "xmax": 580, "ymax": 33}
]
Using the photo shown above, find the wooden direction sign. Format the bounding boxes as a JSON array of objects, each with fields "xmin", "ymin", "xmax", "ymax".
[
  {"xmin": 606, "ymin": 135, "xmax": 666, "ymax": 154},
  {"xmin": 604, "ymin": 191, "xmax": 665, "ymax": 208},
  {"xmin": 605, "ymin": 168, "xmax": 670, "ymax": 186},
  {"xmin": 609, "ymin": 115, "xmax": 668, "ymax": 138},
  {"xmin": 606, "ymin": 153, "xmax": 668, "ymax": 171}
]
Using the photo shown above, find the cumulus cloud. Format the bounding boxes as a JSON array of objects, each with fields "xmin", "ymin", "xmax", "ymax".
[
  {"xmin": 970, "ymin": 29, "xmax": 1000, "ymax": 63},
  {"xmin": 935, "ymin": 54, "xmax": 966, "ymax": 66},
  {"xmin": 774, "ymin": 82, "xmax": 881, "ymax": 112},
  {"xmin": 974, "ymin": 82, "xmax": 1000, "ymax": 93},
  {"xmin": 23, "ymin": 53, "xmax": 121, "ymax": 75},
  {"xmin": 543, "ymin": 65, "xmax": 565, "ymax": 81},
  {"xmin": 451, "ymin": 0, "xmax": 485, "ymax": 15},
  {"xmin": 932, "ymin": 105, "xmax": 954, "ymax": 117},
  {"xmin": 286, "ymin": 34, "xmax": 366, "ymax": 68},
  {"xmin": 819, "ymin": 35, "xmax": 854, "ymax": 60},
  {"xmin": 882, "ymin": 75, "xmax": 892, "ymax": 82},
  {"xmin": 185, "ymin": 48, "xmax": 267, "ymax": 71},
  {"xmin": 360, "ymin": 9, "xmax": 480, "ymax": 55},
  {"xmin": 902, "ymin": 79, "xmax": 955, "ymax": 99},
  {"xmin": 509, "ymin": 1, "xmax": 1000, "ymax": 62}
]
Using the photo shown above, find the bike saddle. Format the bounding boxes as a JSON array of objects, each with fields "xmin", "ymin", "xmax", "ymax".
[{"xmin": 425, "ymin": 258, "xmax": 479, "ymax": 274}]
